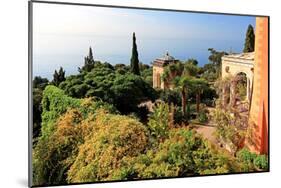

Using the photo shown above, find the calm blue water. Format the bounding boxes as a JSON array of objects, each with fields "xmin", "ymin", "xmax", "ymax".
[{"xmin": 33, "ymin": 37, "xmax": 244, "ymax": 80}]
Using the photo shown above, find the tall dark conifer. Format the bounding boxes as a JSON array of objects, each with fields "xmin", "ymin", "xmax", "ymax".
[
  {"xmin": 243, "ymin": 24, "xmax": 255, "ymax": 53},
  {"xmin": 52, "ymin": 67, "xmax": 65, "ymax": 86},
  {"xmin": 79, "ymin": 46, "xmax": 95, "ymax": 73},
  {"xmin": 130, "ymin": 32, "xmax": 140, "ymax": 75}
]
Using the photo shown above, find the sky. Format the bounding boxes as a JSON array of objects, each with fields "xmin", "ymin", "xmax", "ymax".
[{"xmin": 33, "ymin": 3, "xmax": 255, "ymax": 79}]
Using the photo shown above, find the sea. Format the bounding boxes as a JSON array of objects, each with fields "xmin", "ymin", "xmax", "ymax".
[{"xmin": 33, "ymin": 37, "xmax": 244, "ymax": 80}]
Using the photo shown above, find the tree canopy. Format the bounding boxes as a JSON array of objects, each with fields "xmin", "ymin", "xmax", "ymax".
[
  {"xmin": 78, "ymin": 47, "xmax": 95, "ymax": 73},
  {"xmin": 52, "ymin": 67, "xmax": 66, "ymax": 86},
  {"xmin": 59, "ymin": 62, "xmax": 156, "ymax": 114}
]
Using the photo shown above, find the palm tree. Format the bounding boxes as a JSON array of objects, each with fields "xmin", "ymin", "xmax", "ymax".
[
  {"xmin": 173, "ymin": 75, "xmax": 193, "ymax": 116},
  {"xmin": 162, "ymin": 61, "xmax": 198, "ymax": 117},
  {"xmin": 191, "ymin": 78, "xmax": 208, "ymax": 113}
]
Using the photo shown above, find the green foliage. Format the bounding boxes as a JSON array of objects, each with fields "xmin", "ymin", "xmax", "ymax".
[
  {"xmin": 183, "ymin": 61, "xmax": 199, "ymax": 77},
  {"xmin": 33, "ymin": 86, "xmax": 117, "ymax": 185},
  {"xmin": 253, "ymin": 155, "xmax": 268, "ymax": 170},
  {"xmin": 147, "ymin": 102, "xmax": 169, "ymax": 140},
  {"xmin": 33, "ymin": 109, "xmax": 84, "ymax": 185},
  {"xmin": 67, "ymin": 110, "xmax": 148, "ymax": 183},
  {"xmin": 130, "ymin": 32, "xmax": 140, "ymax": 75},
  {"xmin": 236, "ymin": 73, "xmax": 247, "ymax": 101},
  {"xmin": 141, "ymin": 67, "xmax": 153, "ymax": 86},
  {"xmin": 207, "ymin": 48, "xmax": 228, "ymax": 78},
  {"xmin": 243, "ymin": 24, "xmax": 255, "ymax": 53},
  {"xmin": 41, "ymin": 85, "xmax": 116, "ymax": 138},
  {"xmin": 33, "ymin": 88, "xmax": 44, "ymax": 140},
  {"xmin": 52, "ymin": 67, "xmax": 66, "ymax": 87},
  {"xmin": 213, "ymin": 109, "xmax": 245, "ymax": 152},
  {"xmin": 159, "ymin": 89, "xmax": 181, "ymax": 106},
  {"xmin": 33, "ymin": 76, "xmax": 49, "ymax": 140},
  {"xmin": 114, "ymin": 63, "xmax": 130, "ymax": 74},
  {"xmin": 78, "ymin": 47, "xmax": 95, "ymax": 73},
  {"xmin": 208, "ymin": 48, "xmax": 228, "ymax": 67},
  {"xmin": 59, "ymin": 74, "xmax": 86, "ymax": 98},
  {"xmin": 162, "ymin": 60, "xmax": 201, "ymax": 118},
  {"xmin": 111, "ymin": 73, "xmax": 156, "ymax": 113},
  {"xmin": 190, "ymin": 78, "xmax": 209, "ymax": 113},
  {"xmin": 236, "ymin": 148, "xmax": 268, "ymax": 171},
  {"xmin": 173, "ymin": 106, "xmax": 188, "ymax": 125},
  {"xmin": 33, "ymin": 76, "xmax": 49, "ymax": 89},
  {"xmin": 201, "ymin": 63, "xmax": 218, "ymax": 82},
  {"xmin": 198, "ymin": 110, "xmax": 208, "ymax": 123},
  {"xmin": 134, "ymin": 129, "xmax": 232, "ymax": 178},
  {"xmin": 33, "ymin": 85, "xmax": 246, "ymax": 185},
  {"xmin": 185, "ymin": 58, "xmax": 198, "ymax": 65},
  {"xmin": 60, "ymin": 63, "xmax": 156, "ymax": 114}
]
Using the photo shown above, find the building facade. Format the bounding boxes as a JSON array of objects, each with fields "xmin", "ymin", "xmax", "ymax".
[
  {"xmin": 221, "ymin": 52, "xmax": 254, "ymax": 102},
  {"xmin": 152, "ymin": 52, "xmax": 178, "ymax": 89}
]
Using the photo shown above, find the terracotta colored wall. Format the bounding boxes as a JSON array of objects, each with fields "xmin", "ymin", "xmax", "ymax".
[{"xmin": 246, "ymin": 17, "xmax": 269, "ymax": 154}]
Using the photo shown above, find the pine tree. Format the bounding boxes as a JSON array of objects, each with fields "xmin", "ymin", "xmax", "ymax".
[
  {"xmin": 130, "ymin": 32, "xmax": 140, "ymax": 75},
  {"xmin": 79, "ymin": 47, "xmax": 95, "ymax": 73},
  {"xmin": 52, "ymin": 67, "xmax": 65, "ymax": 86},
  {"xmin": 243, "ymin": 24, "xmax": 255, "ymax": 53}
]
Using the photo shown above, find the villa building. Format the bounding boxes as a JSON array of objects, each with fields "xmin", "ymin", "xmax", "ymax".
[{"xmin": 152, "ymin": 52, "xmax": 178, "ymax": 89}]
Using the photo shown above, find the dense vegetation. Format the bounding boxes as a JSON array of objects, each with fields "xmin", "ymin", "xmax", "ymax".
[
  {"xmin": 32, "ymin": 27, "xmax": 267, "ymax": 186},
  {"xmin": 59, "ymin": 62, "xmax": 156, "ymax": 115},
  {"xmin": 32, "ymin": 87, "xmax": 233, "ymax": 185}
]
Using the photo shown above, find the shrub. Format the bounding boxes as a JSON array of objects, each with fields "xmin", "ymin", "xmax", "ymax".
[
  {"xmin": 237, "ymin": 148, "xmax": 256, "ymax": 162},
  {"xmin": 33, "ymin": 109, "xmax": 85, "ymax": 185},
  {"xmin": 198, "ymin": 110, "xmax": 208, "ymax": 123},
  {"xmin": 213, "ymin": 109, "xmax": 245, "ymax": 153},
  {"xmin": 253, "ymin": 155, "xmax": 268, "ymax": 170},
  {"xmin": 40, "ymin": 85, "xmax": 116, "ymax": 139},
  {"xmin": 134, "ymin": 129, "xmax": 232, "ymax": 178},
  {"xmin": 147, "ymin": 102, "xmax": 169, "ymax": 140},
  {"xmin": 236, "ymin": 148, "xmax": 268, "ymax": 171},
  {"xmin": 67, "ymin": 110, "xmax": 148, "ymax": 183},
  {"xmin": 33, "ymin": 86, "xmax": 117, "ymax": 185}
]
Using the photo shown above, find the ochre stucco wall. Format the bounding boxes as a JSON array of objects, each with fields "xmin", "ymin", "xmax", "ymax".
[
  {"xmin": 153, "ymin": 66, "xmax": 165, "ymax": 89},
  {"xmin": 246, "ymin": 17, "xmax": 269, "ymax": 154}
]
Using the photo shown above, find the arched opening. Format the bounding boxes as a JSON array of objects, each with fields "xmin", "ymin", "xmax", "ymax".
[{"xmin": 235, "ymin": 72, "xmax": 247, "ymax": 101}]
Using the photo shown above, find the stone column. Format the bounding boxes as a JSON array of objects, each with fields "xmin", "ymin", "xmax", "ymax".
[{"xmin": 247, "ymin": 77, "xmax": 250, "ymax": 102}]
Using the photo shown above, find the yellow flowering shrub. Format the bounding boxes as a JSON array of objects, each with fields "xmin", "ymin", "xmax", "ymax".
[{"xmin": 67, "ymin": 110, "xmax": 148, "ymax": 183}]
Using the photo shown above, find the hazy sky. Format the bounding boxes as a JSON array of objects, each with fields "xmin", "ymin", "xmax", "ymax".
[{"xmin": 33, "ymin": 3, "xmax": 255, "ymax": 79}]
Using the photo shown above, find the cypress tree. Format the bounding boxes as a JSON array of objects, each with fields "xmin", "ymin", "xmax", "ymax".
[
  {"xmin": 130, "ymin": 32, "xmax": 140, "ymax": 75},
  {"xmin": 243, "ymin": 24, "xmax": 255, "ymax": 53}
]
